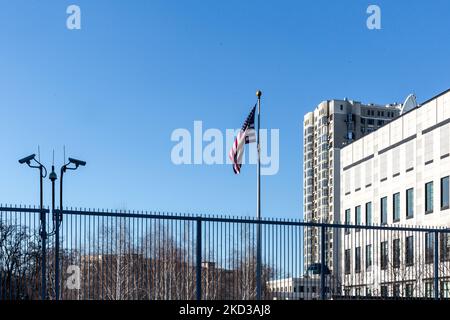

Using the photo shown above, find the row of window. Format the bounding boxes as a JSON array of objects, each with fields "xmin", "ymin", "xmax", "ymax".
[
  {"xmin": 361, "ymin": 118, "xmax": 385, "ymax": 126},
  {"xmin": 269, "ymin": 285, "xmax": 329, "ymax": 294},
  {"xmin": 344, "ymin": 233, "xmax": 450, "ymax": 274},
  {"xmin": 344, "ymin": 281, "xmax": 450, "ymax": 298},
  {"xmin": 363, "ymin": 110, "xmax": 396, "ymax": 118},
  {"xmin": 344, "ymin": 176, "xmax": 450, "ymax": 226}
]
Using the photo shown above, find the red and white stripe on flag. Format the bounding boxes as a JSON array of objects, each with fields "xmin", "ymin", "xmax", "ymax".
[
  {"xmin": 229, "ymin": 130, "xmax": 246, "ymax": 174},
  {"xmin": 229, "ymin": 105, "xmax": 256, "ymax": 174}
]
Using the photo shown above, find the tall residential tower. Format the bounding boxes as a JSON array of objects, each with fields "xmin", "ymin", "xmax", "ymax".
[{"xmin": 303, "ymin": 98, "xmax": 402, "ymax": 271}]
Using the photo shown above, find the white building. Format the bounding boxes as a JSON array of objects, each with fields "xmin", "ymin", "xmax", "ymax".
[
  {"xmin": 266, "ymin": 276, "xmax": 324, "ymax": 300},
  {"xmin": 339, "ymin": 88, "xmax": 450, "ymax": 298}
]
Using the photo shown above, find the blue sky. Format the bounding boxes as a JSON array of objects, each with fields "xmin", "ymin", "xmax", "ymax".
[{"xmin": 0, "ymin": 0, "xmax": 449, "ymax": 220}]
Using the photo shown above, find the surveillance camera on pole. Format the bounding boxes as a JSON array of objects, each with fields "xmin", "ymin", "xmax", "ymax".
[
  {"xmin": 56, "ymin": 155, "xmax": 86, "ymax": 300},
  {"xmin": 18, "ymin": 154, "xmax": 36, "ymax": 165},
  {"xmin": 18, "ymin": 152, "xmax": 48, "ymax": 300},
  {"xmin": 68, "ymin": 157, "xmax": 86, "ymax": 168}
]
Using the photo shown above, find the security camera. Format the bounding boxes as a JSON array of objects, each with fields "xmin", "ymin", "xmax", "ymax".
[
  {"xmin": 68, "ymin": 157, "xmax": 86, "ymax": 167},
  {"xmin": 18, "ymin": 154, "xmax": 36, "ymax": 164}
]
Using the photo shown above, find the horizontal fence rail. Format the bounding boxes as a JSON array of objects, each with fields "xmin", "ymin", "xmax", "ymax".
[{"xmin": 1, "ymin": 206, "xmax": 450, "ymax": 300}]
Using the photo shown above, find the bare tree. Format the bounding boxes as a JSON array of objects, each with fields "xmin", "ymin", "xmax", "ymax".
[
  {"xmin": 228, "ymin": 226, "xmax": 274, "ymax": 300},
  {"xmin": 0, "ymin": 221, "xmax": 41, "ymax": 300}
]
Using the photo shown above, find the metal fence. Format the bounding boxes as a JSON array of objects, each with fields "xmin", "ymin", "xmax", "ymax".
[
  {"xmin": 0, "ymin": 206, "xmax": 49, "ymax": 300},
  {"xmin": 1, "ymin": 205, "xmax": 450, "ymax": 300}
]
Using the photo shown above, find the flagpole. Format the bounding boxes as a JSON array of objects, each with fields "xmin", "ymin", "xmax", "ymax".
[
  {"xmin": 256, "ymin": 90, "xmax": 262, "ymax": 300},
  {"xmin": 256, "ymin": 90, "xmax": 261, "ymax": 220}
]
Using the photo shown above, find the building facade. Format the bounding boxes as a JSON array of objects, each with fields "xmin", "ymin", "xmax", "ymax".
[
  {"xmin": 266, "ymin": 276, "xmax": 324, "ymax": 300},
  {"xmin": 303, "ymin": 99, "xmax": 401, "ymax": 271},
  {"xmin": 339, "ymin": 88, "xmax": 450, "ymax": 298}
]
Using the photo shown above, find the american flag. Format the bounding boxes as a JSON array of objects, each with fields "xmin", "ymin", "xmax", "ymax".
[{"xmin": 229, "ymin": 105, "xmax": 256, "ymax": 174}]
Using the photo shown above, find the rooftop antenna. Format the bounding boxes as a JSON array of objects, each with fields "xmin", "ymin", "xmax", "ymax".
[{"xmin": 400, "ymin": 94, "xmax": 418, "ymax": 115}]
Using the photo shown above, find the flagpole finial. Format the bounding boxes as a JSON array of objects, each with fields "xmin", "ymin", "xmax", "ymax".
[{"xmin": 256, "ymin": 90, "xmax": 262, "ymax": 98}]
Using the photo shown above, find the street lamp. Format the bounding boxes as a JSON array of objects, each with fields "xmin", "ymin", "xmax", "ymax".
[
  {"xmin": 54, "ymin": 156, "xmax": 86, "ymax": 300},
  {"xmin": 18, "ymin": 153, "xmax": 48, "ymax": 300}
]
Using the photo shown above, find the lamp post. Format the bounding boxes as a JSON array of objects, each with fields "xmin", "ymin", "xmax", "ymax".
[
  {"xmin": 55, "ymin": 157, "xmax": 86, "ymax": 300},
  {"xmin": 48, "ymin": 165, "xmax": 58, "ymax": 299},
  {"xmin": 18, "ymin": 154, "xmax": 48, "ymax": 300}
]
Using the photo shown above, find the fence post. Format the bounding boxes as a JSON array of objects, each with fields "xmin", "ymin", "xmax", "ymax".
[
  {"xmin": 320, "ymin": 225, "xmax": 326, "ymax": 300},
  {"xmin": 196, "ymin": 218, "xmax": 202, "ymax": 301},
  {"xmin": 434, "ymin": 231, "xmax": 439, "ymax": 300}
]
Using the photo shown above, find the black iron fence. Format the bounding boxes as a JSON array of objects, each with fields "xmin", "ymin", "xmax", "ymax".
[
  {"xmin": 1, "ymin": 205, "xmax": 450, "ymax": 300},
  {"xmin": 0, "ymin": 206, "xmax": 48, "ymax": 300}
]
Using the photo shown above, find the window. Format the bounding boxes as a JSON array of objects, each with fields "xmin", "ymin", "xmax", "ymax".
[
  {"xmin": 381, "ymin": 286, "xmax": 388, "ymax": 297},
  {"xmin": 393, "ymin": 239, "xmax": 400, "ymax": 268},
  {"xmin": 406, "ymin": 188, "xmax": 414, "ymax": 218},
  {"xmin": 366, "ymin": 287, "xmax": 372, "ymax": 297},
  {"xmin": 393, "ymin": 193, "xmax": 400, "ymax": 222},
  {"xmin": 441, "ymin": 176, "xmax": 449, "ymax": 209},
  {"xmin": 345, "ymin": 249, "xmax": 351, "ymax": 274},
  {"xmin": 393, "ymin": 284, "xmax": 400, "ymax": 297},
  {"xmin": 355, "ymin": 247, "xmax": 361, "ymax": 273},
  {"xmin": 355, "ymin": 206, "xmax": 361, "ymax": 231},
  {"xmin": 425, "ymin": 232, "xmax": 435, "ymax": 264},
  {"xmin": 345, "ymin": 209, "xmax": 351, "ymax": 234},
  {"xmin": 441, "ymin": 281, "xmax": 450, "ymax": 299},
  {"xmin": 381, "ymin": 241, "xmax": 388, "ymax": 270},
  {"xmin": 406, "ymin": 236, "xmax": 414, "ymax": 266},
  {"xmin": 381, "ymin": 197, "xmax": 388, "ymax": 225},
  {"xmin": 425, "ymin": 182, "xmax": 434, "ymax": 214},
  {"xmin": 355, "ymin": 288, "xmax": 361, "ymax": 297},
  {"xmin": 405, "ymin": 284, "xmax": 413, "ymax": 298},
  {"xmin": 365, "ymin": 202, "xmax": 372, "ymax": 225},
  {"xmin": 440, "ymin": 233, "xmax": 450, "ymax": 262},
  {"xmin": 366, "ymin": 244, "xmax": 372, "ymax": 269},
  {"xmin": 425, "ymin": 282, "xmax": 433, "ymax": 298}
]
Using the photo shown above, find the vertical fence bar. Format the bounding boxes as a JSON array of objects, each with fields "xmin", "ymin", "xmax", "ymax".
[
  {"xmin": 434, "ymin": 230, "xmax": 439, "ymax": 300},
  {"xmin": 320, "ymin": 225, "xmax": 326, "ymax": 300},
  {"xmin": 55, "ymin": 213, "xmax": 60, "ymax": 300},
  {"xmin": 196, "ymin": 218, "xmax": 202, "ymax": 300}
]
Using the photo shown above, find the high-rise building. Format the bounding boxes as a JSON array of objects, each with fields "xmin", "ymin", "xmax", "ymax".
[{"xmin": 303, "ymin": 98, "xmax": 402, "ymax": 271}]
